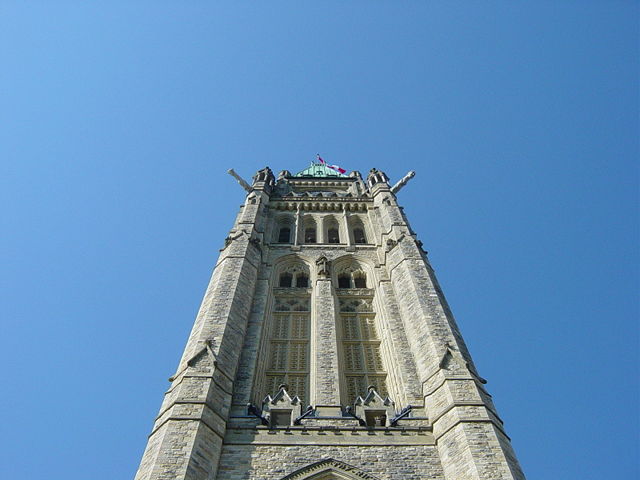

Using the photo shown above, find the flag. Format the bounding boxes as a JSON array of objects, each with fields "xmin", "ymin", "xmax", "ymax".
[{"xmin": 316, "ymin": 154, "xmax": 346, "ymax": 174}]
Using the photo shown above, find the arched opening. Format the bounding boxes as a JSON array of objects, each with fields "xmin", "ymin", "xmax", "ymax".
[
  {"xmin": 279, "ymin": 272, "xmax": 293, "ymax": 287},
  {"xmin": 274, "ymin": 215, "xmax": 294, "ymax": 244},
  {"xmin": 348, "ymin": 216, "xmax": 368, "ymax": 245},
  {"xmin": 328, "ymin": 228, "xmax": 340, "ymax": 243},
  {"xmin": 259, "ymin": 260, "xmax": 312, "ymax": 405},
  {"xmin": 278, "ymin": 226, "xmax": 292, "ymax": 243},
  {"xmin": 304, "ymin": 227, "xmax": 317, "ymax": 243},
  {"xmin": 338, "ymin": 274, "xmax": 351, "ymax": 289},
  {"xmin": 353, "ymin": 228, "xmax": 366, "ymax": 244},
  {"xmin": 324, "ymin": 215, "xmax": 341, "ymax": 244},
  {"xmin": 296, "ymin": 273, "xmax": 309, "ymax": 288},
  {"xmin": 353, "ymin": 272, "xmax": 367, "ymax": 288},
  {"xmin": 334, "ymin": 260, "xmax": 388, "ymax": 405},
  {"xmin": 303, "ymin": 217, "xmax": 317, "ymax": 244}
]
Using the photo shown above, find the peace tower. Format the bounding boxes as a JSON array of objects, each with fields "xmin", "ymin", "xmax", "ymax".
[{"xmin": 134, "ymin": 163, "xmax": 525, "ymax": 480}]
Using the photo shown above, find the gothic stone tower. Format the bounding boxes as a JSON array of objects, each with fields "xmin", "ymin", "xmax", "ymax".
[{"xmin": 135, "ymin": 164, "xmax": 525, "ymax": 480}]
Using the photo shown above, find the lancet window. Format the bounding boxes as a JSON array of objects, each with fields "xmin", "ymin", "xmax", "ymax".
[
  {"xmin": 303, "ymin": 217, "xmax": 317, "ymax": 244},
  {"xmin": 335, "ymin": 263, "xmax": 387, "ymax": 404},
  {"xmin": 324, "ymin": 216, "xmax": 341, "ymax": 244},
  {"xmin": 264, "ymin": 262, "xmax": 311, "ymax": 404},
  {"xmin": 353, "ymin": 228, "xmax": 367, "ymax": 244},
  {"xmin": 349, "ymin": 217, "xmax": 368, "ymax": 244},
  {"xmin": 274, "ymin": 216, "xmax": 294, "ymax": 244}
]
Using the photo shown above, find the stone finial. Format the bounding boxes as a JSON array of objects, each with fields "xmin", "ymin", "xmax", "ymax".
[
  {"xmin": 252, "ymin": 167, "xmax": 275, "ymax": 185},
  {"xmin": 251, "ymin": 167, "xmax": 275, "ymax": 193},
  {"xmin": 277, "ymin": 170, "xmax": 291, "ymax": 181},
  {"xmin": 366, "ymin": 168, "xmax": 389, "ymax": 189}
]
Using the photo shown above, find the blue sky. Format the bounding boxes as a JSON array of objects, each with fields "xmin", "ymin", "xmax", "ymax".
[{"xmin": 1, "ymin": 2, "xmax": 637, "ymax": 479}]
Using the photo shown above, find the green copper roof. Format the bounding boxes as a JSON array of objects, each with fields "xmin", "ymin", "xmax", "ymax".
[{"xmin": 293, "ymin": 162, "xmax": 348, "ymax": 178}]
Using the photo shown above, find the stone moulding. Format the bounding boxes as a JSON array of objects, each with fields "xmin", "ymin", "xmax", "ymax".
[{"xmin": 280, "ymin": 458, "xmax": 381, "ymax": 480}]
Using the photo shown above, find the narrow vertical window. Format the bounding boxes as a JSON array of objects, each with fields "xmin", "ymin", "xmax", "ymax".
[
  {"xmin": 353, "ymin": 228, "xmax": 367, "ymax": 244},
  {"xmin": 279, "ymin": 273, "xmax": 293, "ymax": 287},
  {"xmin": 278, "ymin": 227, "xmax": 291, "ymax": 243},
  {"xmin": 353, "ymin": 274, "xmax": 367, "ymax": 289},
  {"xmin": 337, "ymin": 269, "xmax": 387, "ymax": 405},
  {"xmin": 304, "ymin": 227, "xmax": 316, "ymax": 243},
  {"xmin": 328, "ymin": 228, "xmax": 340, "ymax": 244},
  {"xmin": 338, "ymin": 274, "xmax": 351, "ymax": 289},
  {"xmin": 265, "ymin": 293, "xmax": 310, "ymax": 404},
  {"xmin": 296, "ymin": 274, "xmax": 309, "ymax": 288}
]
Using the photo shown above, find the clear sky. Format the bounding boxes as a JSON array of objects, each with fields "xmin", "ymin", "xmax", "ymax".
[{"xmin": 1, "ymin": 2, "xmax": 637, "ymax": 479}]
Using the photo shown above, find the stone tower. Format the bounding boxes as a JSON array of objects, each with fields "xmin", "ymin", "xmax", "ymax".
[{"xmin": 135, "ymin": 163, "xmax": 525, "ymax": 480}]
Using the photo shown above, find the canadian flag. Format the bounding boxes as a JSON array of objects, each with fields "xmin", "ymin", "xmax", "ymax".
[{"xmin": 317, "ymin": 154, "xmax": 346, "ymax": 174}]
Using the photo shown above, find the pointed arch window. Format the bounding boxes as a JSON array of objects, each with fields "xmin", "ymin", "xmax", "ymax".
[
  {"xmin": 353, "ymin": 228, "xmax": 366, "ymax": 244},
  {"xmin": 353, "ymin": 273, "xmax": 367, "ymax": 289},
  {"xmin": 279, "ymin": 272, "xmax": 293, "ymax": 287},
  {"xmin": 338, "ymin": 274, "xmax": 351, "ymax": 289},
  {"xmin": 304, "ymin": 227, "xmax": 317, "ymax": 243},
  {"xmin": 349, "ymin": 216, "xmax": 368, "ymax": 245},
  {"xmin": 296, "ymin": 273, "xmax": 309, "ymax": 288},
  {"xmin": 262, "ymin": 262, "xmax": 311, "ymax": 404},
  {"xmin": 335, "ymin": 263, "xmax": 387, "ymax": 405},
  {"xmin": 274, "ymin": 215, "xmax": 294, "ymax": 244},
  {"xmin": 278, "ymin": 226, "xmax": 291, "ymax": 243},
  {"xmin": 324, "ymin": 216, "xmax": 341, "ymax": 244}
]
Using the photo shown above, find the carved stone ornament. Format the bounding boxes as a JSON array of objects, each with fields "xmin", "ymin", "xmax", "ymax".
[
  {"xmin": 261, "ymin": 385, "xmax": 302, "ymax": 427},
  {"xmin": 354, "ymin": 387, "xmax": 395, "ymax": 427},
  {"xmin": 280, "ymin": 459, "xmax": 381, "ymax": 480},
  {"xmin": 316, "ymin": 256, "xmax": 330, "ymax": 278}
]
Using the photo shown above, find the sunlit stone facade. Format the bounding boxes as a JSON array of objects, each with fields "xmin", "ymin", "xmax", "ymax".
[{"xmin": 134, "ymin": 163, "xmax": 525, "ymax": 480}]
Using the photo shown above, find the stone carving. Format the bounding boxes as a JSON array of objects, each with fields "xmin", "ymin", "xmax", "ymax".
[
  {"xmin": 281, "ymin": 458, "xmax": 381, "ymax": 480},
  {"xmin": 261, "ymin": 385, "xmax": 303, "ymax": 428},
  {"xmin": 385, "ymin": 238, "xmax": 397, "ymax": 252},
  {"xmin": 227, "ymin": 168, "xmax": 253, "ymax": 193},
  {"xmin": 366, "ymin": 168, "xmax": 389, "ymax": 188},
  {"xmin": 354, "ymin": 387, "xmax": 395, "ymax": 428},
  {"xmin": 390, "ymin": 170, "xmax": 416, "ymax": 194},
  {"xmin": 252, "ymin": 166, "xmax": 275, "ymax": 188},
  {"xmin": 223, "ymin": 230, "xmax": 246, "ymax": 248},
  {"xmin": 249, "ymin": 237, "xmax": 261, "ymax": 249},
  {"xmin": 316, "ymin": 256, "xmax": 330, "ymax": 278}
]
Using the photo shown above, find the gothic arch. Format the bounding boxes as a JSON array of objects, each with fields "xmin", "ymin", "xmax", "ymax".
[
  {"xmin": 280, "ymin": 459, "xmax": 380, "ymax": 480},
  {"xmin": 255, "ymin": 254, "xmax": 314, "ymax": 405},
  {"xmin": 302, "ymin": 215, "xmax": 318, "ymax": 243},
  {"xmin": 347, "ymin": 215, "xmax": 370, "ymax": 244},
  {"xmin": 321, "ymin": 214, "xmax": 343, "ymax": 244},
  {"xmin": 272, "ymin": 254, "xmax": 314, "ymax": 284},
  {"xmin": 331, "ymin": 255, "xmax": 374, "ymax": 289},
  {"xmin": 273, "ymin": 213, "xmax": 295, "ymax": 243}
]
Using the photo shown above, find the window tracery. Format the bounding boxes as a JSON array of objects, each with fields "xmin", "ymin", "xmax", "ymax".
[
  {"xmin": 274, "ymin": 215, "xmax": 294, "ymax": 244},
  {"xmin": 264, "ymin": 261, "xmax": 311, "ymax": 404},
  {"xmin": 324, "ymin": 215, "xmax": 341, "ymax": 244},
  {"xmin": 348, "ymin": 216, "xmax": 368, "ymax": 244},
  {"xmin": 335, "ymin": 261, "xmax": 387, "ymax": 404},
  {"xmin": 303, "ymin": 217, "xmax": 317, "ymax": 243}
]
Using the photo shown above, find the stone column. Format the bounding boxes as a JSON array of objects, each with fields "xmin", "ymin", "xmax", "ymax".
[
  {"xmin": 342, "ymin": 209, "xmax": 352, "ymax": 247},
  {"xmin": 312, "ymin": 258, "xmax": 341, "ymax": 412},
  {"xmin": 294, "ymin": 204, "xmax": 301, "ymax": 246}
]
